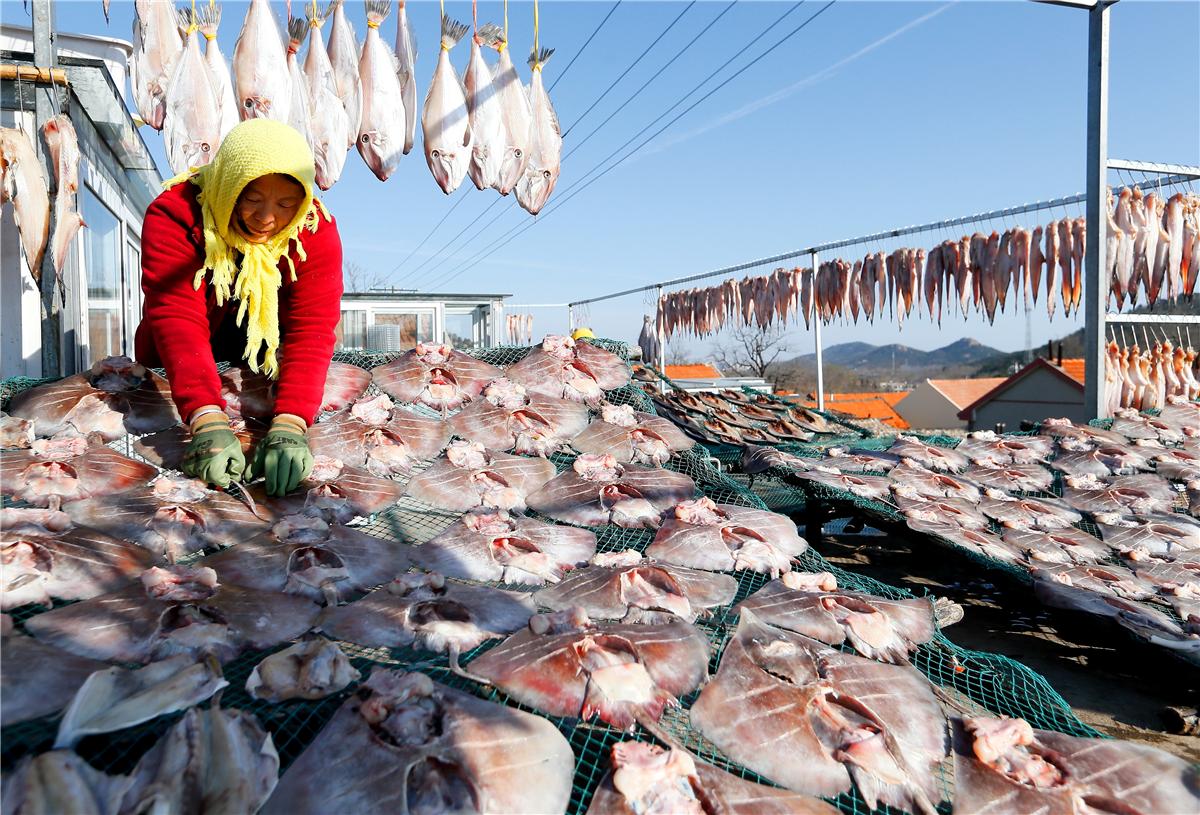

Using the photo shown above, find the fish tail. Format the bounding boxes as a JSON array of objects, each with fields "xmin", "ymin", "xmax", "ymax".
[
  {"xmin": 306, "ymin": 3, "xmax": 325, "ymax": 27},
  {"xmin": 528, "ymin": 46, "xmax": 555, "ymax": 71},
  {"xmin": 286, "ymin": 15, "xmax": 308, "ymax": 45},
  {"xmin": 441, "ymin": 15, "xmax": 469, "ymax": 49},
  {"xmin": 195, "ymin": 2, "xmax": 221, "ymax": 37},
  {"xmin": 474, "ymin": 22, "xmax": 502, "ymax": 46},
  {"xmin": 365, "ymin": 0, "xmax": 390, "ymax": 27},
  {"xmin": 175, "ymin": 6, "xmax": 198, "ymax": 34}
]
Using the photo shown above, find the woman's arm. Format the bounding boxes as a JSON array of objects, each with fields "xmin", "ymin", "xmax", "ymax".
[
  {"xmin": 274, "ymin": 213, "xmax": 345, "ymax": 424},
  {"xmin": 136, "ymin": 186, "xmax": 225, "ymax": 422}
]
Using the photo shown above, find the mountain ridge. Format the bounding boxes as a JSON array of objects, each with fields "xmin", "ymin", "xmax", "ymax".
[{"xmin": 786, "ymin": 337, "xmax": 1003, "ymax": 371}]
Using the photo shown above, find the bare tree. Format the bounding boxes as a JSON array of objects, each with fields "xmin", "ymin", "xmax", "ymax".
[
  {"xmin": 712, "ymin": 323, "xmax": 792, "ymax": 380},
  {"xmin": 343, "ymin": 261, "xmax": 389, "ymax": 293},
  {"xmin": 664, "ymin": 337, "xmax": 695, "ymax": 366}
]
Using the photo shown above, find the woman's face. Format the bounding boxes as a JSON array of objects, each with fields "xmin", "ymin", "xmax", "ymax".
[{"xmin": 230, "ymin": 174, "xmax": 304, "ymax": 244}]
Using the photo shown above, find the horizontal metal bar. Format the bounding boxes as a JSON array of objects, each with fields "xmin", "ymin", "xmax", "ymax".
[
  {"xmin": 1107, "ymin": 159, "xmax": 1200, "ymax": 178},
  {"xmin": 1031, "ymin": 0, "xmax": 1099, "ymax": 9},
  {"xmin": 1104, "ymin": 313, "xmax": 1200, "ymax": 324},
  {"xmin": 504, "ymin": 303, "xmax": 570, "ymax": 308}
]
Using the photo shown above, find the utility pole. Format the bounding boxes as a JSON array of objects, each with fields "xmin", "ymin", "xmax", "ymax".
[{"xmin": 32, "ymin": 0, "xmax": 61, "ymax": 378}]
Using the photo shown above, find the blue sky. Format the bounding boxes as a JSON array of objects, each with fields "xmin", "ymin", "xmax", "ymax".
[{"xmin": 14, "ymin": 0, "xmax": 1200, "ymax": 358}]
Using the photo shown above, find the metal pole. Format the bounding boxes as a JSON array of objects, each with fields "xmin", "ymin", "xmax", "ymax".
[
  {"xmin": 811, "ymin": 254, "xmax": 825, "ymax": 411},
  {"xmin": 654, "ymin": 285, "xmax": 666, "ymax": 393},
  {"xmin": 1082, "ymin": 1, "xmax": 1111, "ymax": 419},
  {"xmin": 567, "ymin": 304, "xmax": 574, "ymax": 332},
  {"xmin": 32, "ymin": 0, "xmax": 61, "ymax": 378}
]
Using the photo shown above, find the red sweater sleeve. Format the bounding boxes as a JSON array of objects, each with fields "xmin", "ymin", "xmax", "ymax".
[
  {"xmin": 135, "ymin": 184, "xmax": 225, "ymax": 422},
  {"xmin": 274, "ymin": 213, "xmax": 344, "ymax": 424}
]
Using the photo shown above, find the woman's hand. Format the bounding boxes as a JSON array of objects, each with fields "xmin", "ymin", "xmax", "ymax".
[
  {"xmin": 249, "ymin": 413, "xmax": 314, "ymax": 496},
  {"xmin": 182, "ymin": 408, "xmax": 246, "ymax": 488}
]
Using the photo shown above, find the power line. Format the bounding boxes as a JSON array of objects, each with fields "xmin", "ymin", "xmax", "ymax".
[
  {"xmin": 386, "ymin": 188, "xmax": 470, "ymax": 283},
  {"xmin": 548, "ymin": 1, "xmax": 622, "ymax": 94},
  {"xmin": 428, "ymin": 1, "xmax": 838, "ymax": 291}
]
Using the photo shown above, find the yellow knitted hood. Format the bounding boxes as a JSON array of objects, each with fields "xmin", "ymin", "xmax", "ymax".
[{"xmin": 165, "ymin": 119, "xmax": 330, "ymax": 378}]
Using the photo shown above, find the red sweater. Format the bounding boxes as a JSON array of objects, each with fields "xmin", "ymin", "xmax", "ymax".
[{"xmin": 134, "ymin": 182, "xmax": 344, "ymax": 425}]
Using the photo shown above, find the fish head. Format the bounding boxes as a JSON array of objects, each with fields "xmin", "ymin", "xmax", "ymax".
[
  {"xmin": 240, "ymin": 93, "xmax": 276, "ymax": 119},
  {"xmin": 495, "ymin": 144, "xmax": 530, "ymax": 196},
  {"xmin": 424, "ymin": 141, "xmax": 470, "ymax": 194},
  {"xmin": 176, "ymin": 136, "xmax": 218, "ymax": 172},
  {"xmin": 357, "ymin": 129, "xmax": 401, "ymax": 182},
  {"xmin": 514, "ymin": 162, "xmax": 559, "ymax": 216},
  {"xmin": 618, "ymin": 566, "xmax": 692, "ymax": 619},
  {"xmin": 273, "ymin": 513, "xmax": 332, "ymax": 543},
  {"xmin": 286, "ymin": 545, "xmax": 351, "ymax": 604},
  {"xmin": 152, "ymin": 603, "xmax": 235, "ymax": 662}
]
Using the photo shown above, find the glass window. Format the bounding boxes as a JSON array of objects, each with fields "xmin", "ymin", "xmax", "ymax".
[
  {"xmin": 444, "ymin": 309, "xmax": 478, "ymax": 350},
  {"xmin": 81, "ymin": 187, "xmax": 122, "ymax": 360},
  {"xmin": 336, "ymin": 310, "xmax": 367, "ymax": 350},
  {"xmin": 373, "ymin": 310, "xmax": 433, "ymax": 351}
]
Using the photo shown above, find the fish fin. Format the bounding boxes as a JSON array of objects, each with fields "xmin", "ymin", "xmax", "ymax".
[
  {"xmin": 195, "ymin": 2, "xmax": 221, "ymax": 35},
  {"xmin": 440, "ymin": 14, "xmax": 469, "ymax": 49},
  {"xmin": 475, "ymin": 22, "xmax": 502, "ymax": 45},
  {"xmin": 286, "ymin": 16, "xmax": 308, "ymax": 44},
  {"xmin": 528, "ymin": 46, "xmax": 555, "ymax": 71},
  {"xmin": 365, "ymin": 0, "xmax": 390, "ymax": 25},
  {"xmin": 175, "ymin": 6, "xmax": 196, "ymax": 33}
]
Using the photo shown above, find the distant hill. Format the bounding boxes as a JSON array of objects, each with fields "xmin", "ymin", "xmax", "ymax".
[{"xmin": 787, "ymin": 337, "xmax": 1003, "ymax": 372}]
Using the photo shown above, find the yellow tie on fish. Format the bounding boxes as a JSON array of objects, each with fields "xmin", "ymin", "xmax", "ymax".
[{"xmin": 164, "ymin": 118, "xmax": 329, "ymax": 378}]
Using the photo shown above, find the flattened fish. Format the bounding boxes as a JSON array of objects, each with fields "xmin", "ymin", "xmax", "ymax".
[
  {"xmin": 263, "ymin": 669, "xmax": 573, "ymax": 815},
  {"xmin": 819, "ymin": 447, "xmax": 901, "ymax": 474},
  {"xmin": 740, "ymin": 445, "xmax": 820, "ymax": 475},
  {"xmin": 411, "ymin": 509, "xmax": 596, "ymax": 585},
  {"xmin": 963, "ymin": 463, "xmax": 1053, "ymax": 494},
  {"xmin": 1000, "ymin": 527, "xmax": 1110, "ymax": 565},
  {"xmin": 0, "ymin": 633, "xmax": 106, "ymax": 726},
  {"xmin": 690, "ymin": 610, "xmax": 947, "ymax": 815},
  {"xmin": 889, "ymin": 463, "xmax": 981, "ymax": 502},
  {"xmin": 133, "ymin": 416, "xmax": 266, "ymax": 470},
  {"xmin": 790, "ymin": 469, "xmax": 892, "ymax": 502},
  {"xmin": 895, "ymin": 493, "xmax": 990, "ymax": 531},
  {"xmin": 218, "ymin": 361, "xmax": 371, "ymax": 419},
  {"xmin": 906, "ymin": 521, "xmax": 1025, "ymax": 566},
  {"xmin": 1111, "ymin": 410, "xmax": 1186, "ymax": 445},
  {"xmin": 446, "ymin": 377, "xmax": 589, "ymax": 456},
  {"xmin": 318, "ymin": 573, "xmax": 534, "ymax": 659},
  {"xmin": 7, "ymin": 356, "xmax": 178, "ymax": 439},
  {"xmin": 307, "ymin": 396, "xmax": 450, "ymax": 477},
  {"xmin": 0, "ymin": 437, "xmax": 156, "ymax": 507},
  {"xmin": 467, "ymin": 612, "xmax": 708, "ymax": 730},
  {"xmin": 0, "ymin": 411, "xmax": 34, "ymax": 449},
  {"xmin": 888, "ymin": 435, "xmax": 968, "ymax": 473},
  {"xmin": 371, "ymin": 342, "xmax": 502, "ymax": 413},
  {"xmin": 405, "ymin": 440, "xmax": 556, "ymax": 512},
  {"xmin": 1061, "ymin": 474, "xmax": 1176, "ymax": 515},
  {"xmin": 64, "ymin": 476, "xmax": 267, "ymax": 560},
  {"xmin": 1, "ymin": 751, "xmax": 132, "ymax": 815},
  {"xmin": 526, "ymin": 453, "xmax": 696, "ymax": 529},
  {"xmin": 245, "ymin": 639, "xmax": 360, "ymax": 703},
  {"xmin": 26, "ymin": 569, "xmax": 319, "ymax": 663},
  {"xmin": 1051, "ymin": 443, "xmax": 1154, "ymax": 478},
  {"xmin": 534, "ymin": 550, "xmax": 736, "ymax": 623},
  {"xmin": 122, "ymin": 705, "xmax": 278, "ymax": 815},
  {"xmin": 1039, "ymin": 417, "xmax": 1127, "ymax": 452},
  {"xmin": 1152, "ymin": 447, "xmax": 1200, "ymax": 481},
  {"xmin": 1098, "ymin": 513, "xmax": 1200, "ymax": 559},
  {"xmin": 571, "ymin": 402, "xmax": 694, "ymax": 465},
  {"xmin": 646, "ymin": 497, "xmax": 807, "ymax": 576},
  {"xmin": 54, "ymin": 654, "xmax": 227, "ymax": 748},
  {"xmin": 953, "ymin": 716, "xmax": 1200, "ymax": 815},
  {"xmin": 955, "ymin": 431, "xmax": 1053, "ymax": 466},
  {"xmin": 505, "ymin": 335, "xmax": 631, "ymax": 404},
  {"xmin": 737, "ymin": 572, "xmax": 934, "ymax": 663},
  {"xmin": 1033, "ymin": 562, "xmax": 1158, "ymax": 607},
  {"xmin": 262, "ymin": 455, "xmax": 405, "ymax": 520},
  {"xmin": 978, "ymin": 492, "xmax": 1083, "ymax": 531},
  {"xmin": 2, "ymin": 525, "xmax": 157, "ymax": 610},
  {"xmin": 200, "ymin": 524, "xmax": 408, "ymax": 605},
  {"xmin": 587, "ymin": 741, "xmax": 840, "ymax": 815}
]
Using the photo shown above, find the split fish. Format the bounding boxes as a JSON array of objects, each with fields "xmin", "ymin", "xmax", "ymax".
[
  {"xmin": 218, "ymin": 361, "xmax": 371, "ymax": 419},
  {"xmin": 422, "ymin": 16, "xmax": 473, "ymax": 193},
  {"xmin": 371, "ymin": 342, "xmax": 502, "ymax": 413},
  {"xmin": 645, "ymin": 497, "xmax": 808, "ymax": 577},
  {"xmin": 1, "ymin": 437, "xmax": 156, "ymax": 509},
  {"xmin": 534, "ymin": 550, "xmax": 737, "ymax": 623},
  {"xmin": 1152, "ymin": 447, "xmax": 1200, "ymax": 481},
  {"xmin": 484, "ymin": 28, "xmax": 532, "ymax": 195},
  {"xmin": 505, "ymin": 336, "xmax": 630, "ymax": 404},
  {"xmin": 888, "ymin": 435, "xmax": 969, "ymax": 473},
  {"xmin": 740, "ymin": 445, "xmax": 819, "ymax": 475},
  {"xmin": 307, "ymin": 396, "xmax": 450, "ymax": 478},
  {"xmin": 302, "ymin": 3, "xmax": 351, "ymax": 189},
  {"xmin": 906, "ymin": 521, "xmax": 1024, "ymax": 566},
  {"xmin": 571, "ymin": 402, "xmax": 694, "ymax": 465},
  {"xmin": 0, "ymin": 412, "xmax": 34, "ymax": 449},
  {"xmin": 895, "ymin": 493, "xmax": 990, "ymax": 531},
  {"xmin": 1127, "ymin": 558, "xmax": 1200, "ymax": 599},
  {"xmin": 1061, "ymin": 473, "xmax": 1176, "ymax": 515},
  {"xmin": 526, "ymin": 453, "xmax": 696, "ymax": 528},
  {"xmin": 356, "ymin": 0, "xmax": 407, "ymax": 181},
  {"xmin": 1040, "ymin": 417, "xmax": 1127, "ymax": 452},
  {"xmin": 8, "ymin": 356, "xmax": 178, "ymax": 439},
  {"xmin": 162, "ymin": 10, "xmax": 221, "ymax": 175},
  {"xmin": 405, "ymin": 440, "xmax": 556, "ymax": 512},
  {"xmin": 245, "ymin": 639, "xmax": 360, "ymax": 703},
  {"xmin": 1051, "ymin": 443, "xmax": 1154, "ymax": 478},
  {"xmin": 819, "ymin": 447, "xmax": 901, "ymax": 474},
  {"xmin": 464, "ymin": 23, "xmax": 505, "ymax": 190},
  {"xmin": 889, "ymin": 463, "xmax": 981, "ymax": 502},
  {"xmin": 411, "ymin": 509, "xmax": 596, "ymax": 585},
  {"xmin": 260, "ymin": 455, "xmax": 406, "ymax": 521},
  {"xmin": 0, "ymin": 633, "xmax": 106, "ymax": 726},
  {"xmin": 262, "ymin": 669, "xmax": 574, "ymax": 815},
  {"xmin": 1111, "ymin": 410, "xmax": 1185, "ymax": 445},
  {"xmin": 446, "ymin": 377, "xmax": 589, "ymax": 456},
  {"xmin": 467, "ymin": 611, "xmax": 709, "ymax": 730},
  {"xmin": 326, "ymin": 0, "xmax": 362, "ymax": 145},
  {"xmin": 232, "ymin": 0, "xmax": 291, "ymax": 121},
  {"xmin": 587, "ymin": 741, "xmax": 840, "ymax": 815},
  {"xmin": 1000, "ymin": 527, "xmax": 1110, "ymax": 565},
  {"xmin": 791, "ymin": 469, "xmax": 893, "ymax": 502},
  {"xmin": 690, "ymin": 610, "xmax": 948, "ymax": 815},
  {"xmin": 41, "ymin": 115, "xmax": 85, "ymax": 278},
  {"xmin": 318, "ymin": 573, "xmax": 534, "ymax": 662},
  {"xmin": 963, "ymin": 463, "xmax": 1053, "ymax": 493},
  {"xmin": 131, "ymin": 0, "xmax": 183, "ymax": 129},
  {"xmin": 514, "ymin": 47, "xmax": 562, "ymax": 215},
  {"xmin": 978, "ymin": 492, "xmax": 1083, "ymax": 531},
  {"xmin": 1, "ymin": 750, "xmax": 132, "ymax": 814},
  {"xmin": 737, "ymin": 572, "xmax": 935, "ymax": 663},
  {"xmin": 1098, "ymin": 513, "xmax": 1200, "ymax": 559},
  {"xmin": 1033, "ymin": 562, "xmax": 1158, "ymax": 606},
  {"xmin": 133, "ymin": 416, "xmax": 266, "ymax": 471},
  {"xmin": 955, "ymin": 431, "xmax": 1053, "ymax": 466}
]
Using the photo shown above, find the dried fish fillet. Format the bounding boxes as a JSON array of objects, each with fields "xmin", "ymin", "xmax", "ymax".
[
  {"xmin": 645, "ymin": 497, "xmax": 808, "ymax": 576},
  {"xmin": 1, "ymin": 751, "xmax": 131, "ymax": 815},
  {"xmin": 526, "ymin": 453, "xmax": 696, "ymax": 528},
  {"xmin": 245, "ymin": 639, "xmax": 360, "ymax": 703},
  {"xmin": 446, "ymin": 377, "xmax": 589, "ymax": 457},
  {"xmin": 371, "ymin": 342, "xmax": 502, "ymax": 413},
  {"xmin": 405, "ymin": 441, "xmax": 556, "ymax": 512},
  {"xmin": 0, "ymin": 439, "xmax": 156, "ymax": 507},
  {"xmin": 505, "ymin": 336, "xmax": 630, "ymax": 404},
  {"xmin": 571, "ymin": 403, "xmax": 693, "ymax": 465},
  {"xmin": 1, "ymin": 633, "xmax": 105, "ymax": 726}
]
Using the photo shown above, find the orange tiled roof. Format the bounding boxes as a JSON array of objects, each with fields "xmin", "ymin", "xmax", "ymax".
[
  {"xmin": 800, "ymin": 392, "xmax": 912, "ymax": 429},
  {"xmin": 665, "ymin": 363, "xmax": 721, "ymax": 379},
  {"xmin": 826, "ymin": 391, "xmax": 909, "ymax": 406},
  {"xmin": 1058, "ymin": 358, "xmax": 1085, "ymax": 383},
  {"xmin": 927, "ymin": 377, "xmax": 1008, "ymax": 409},
  {"xmin": 956, "ymin": 357, "xmax": 1086, "ymax": 420}
]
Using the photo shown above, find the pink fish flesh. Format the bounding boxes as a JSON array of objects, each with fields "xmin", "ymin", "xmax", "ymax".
[
  {"xmin": 505, "ymin": 336, "xmax": 630, "ymax": 405},
  {"xmin": 371, "ymin": 343, "xmax": 502, "ymax": 413},
  {"xmin": 446, "ymin": 379, "xmax": 589, "ymax": 457},
  {"xmin": 405, "ymin": 442, "xmax": 556, "ymax": 512},
  {"xmin": 525, "ymin": 454, "xmax": 695, "ymax": 529},
  {"xmin": 2, "ymin": 526, "xmax": 157, "ymax": 611},
  {"xmin": 645, "ymin": 498, "xmax": 808, "ymax": 576},
  {"xmin": 0, "ymin": 440, "xmax": 157, "ymax": 508}
]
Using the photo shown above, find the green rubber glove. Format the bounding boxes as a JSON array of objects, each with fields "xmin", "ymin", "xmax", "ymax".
[
  {"xmin": 248, "ymin": 414, "xmax": 314, "ymax": 497},
  {"xmin": 181, "ymin": 411, "xmax": 245, "ymax": 489}
]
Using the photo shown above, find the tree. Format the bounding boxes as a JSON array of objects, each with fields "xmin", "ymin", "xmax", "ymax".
[
  {"xmin": 343, "ymin": 261, "xmax": 389, "ymax": 293},
  {"xmin": 712, "ymin": 323, "xmax": 792, "ymax": 380},
  {"xmin": 664, "ymin": 337, "xmax": 695, "ymax": 366}
]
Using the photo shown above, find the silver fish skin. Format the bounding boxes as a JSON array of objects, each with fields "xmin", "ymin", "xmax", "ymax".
[
  {"xmin": 0, "ymin": 127, "xmax": 50, "ymax": 279},
  {"xmin": 196, "ymin": 3, "xmax": 239, "ymax": 140},
  {"xmin": 326, "ymin": 0, "xmax": 363, "ymax": 146},
  {"xmin": 2, "ymin": 751, "xmax": 133, "ymax": 815},
  {"xmin": 515, "ymin": 47, "xmax": 562, "ymax": 215},
  {"xmin": 163, "ymin": 14, "xmax": 222, "ymax": 175},
  {"xmin": 285, "ymin": 18, "xmax": 315, "ymax": 152},
  {"xmin": 422, "ymin": 15, "xmax": 473, "ymax": 193},
  {"xmin": 232, "ymin": 0, "xmax": 291, "ymax": 122},
  {"xmin": 132, "ymin": 0, "xmax": 183, "ymax": 129},
  {"xmin": 393, "ymin": 0, "xmax": 418, "ymax": 154},
  {"xmin": 485, "ymin": 30, "xmax": 532, "ymax": 195},
  {"xmin": 464, "ymin": 24, "xmax": 506, "ymax": 191},
  {"xmin": 302, "ymin": 6, "xmax": 351, "ymax": 189},
  {"xmin": 356, "ymin": 0, "xmax": 407, "ymax": 181},
  {"xmin": 41, "ymin": 115, "xmax": 84, "ymax": 279}
]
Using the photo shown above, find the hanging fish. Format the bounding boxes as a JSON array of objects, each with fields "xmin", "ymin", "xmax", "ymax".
[
  {"xmin": 132, "ymin": 0, "xmax": 183, "ymax": 130},
  {"xmin": 394, "ymin": 0, "xmax": 418, "ymax": 155},
  {"xmin": 0, "ymin": 127, "xmax": 50, "ymax": 281},
  {"xmin": 41, "ymin": 115, "xmax": 85, "ymax": 280},
  {"xmin": 326, "ymin": 0, "xmax": 362, "ymax": 147},
  {"xmin": 196, "ymin": 3, "xmax": 239, "ymax": 141},
  {"xmin": 357, "ymin": 0, "xmax": 407, "ymax": 181},
  {"xmin": 485, "ymin": 28, "xmax": 532, "ymax": 196},
  {"xmin": 422, "ymin": 16, "xmax": 473, "ymax": 194},
  {"xmin": 303, "ymin": 4, "xmax": 351, "ymax": 189},
  {"xmin": 232, "ymin": 0, "xmax": 291, "ymax": 122},
  {"xmin": 285, "ymin": 17, "xmax": 315, "ymax": 149},
  {"xmin": 162, "ymin": 9, "xmax": 221, "ymax": 175},
  {"xmin": 464, "ymin": 23, "xmax": 506, "ymax": 191},
  {"xmin": 515, "ymin": 47, "xmax": 562, "ymax": 216}
]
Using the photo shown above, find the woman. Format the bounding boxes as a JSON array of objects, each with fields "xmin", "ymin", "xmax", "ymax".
[{"xmin": 135, "ymin": 119, "xmax": 343, "ymax": 496}]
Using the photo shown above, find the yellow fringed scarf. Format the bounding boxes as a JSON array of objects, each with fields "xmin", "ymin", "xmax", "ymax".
[{"xmin": 164, "ymin": 119, "xmax": 330, "ymax": 378}]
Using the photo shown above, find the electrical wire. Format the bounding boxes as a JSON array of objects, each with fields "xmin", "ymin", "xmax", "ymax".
[
  {"xmin": 387, "ymin": 189, "xmax": 471, "ymax": 284},
  {"xmin": 548, "ymin": 0, "xmax": 622, "ymax": 93}
]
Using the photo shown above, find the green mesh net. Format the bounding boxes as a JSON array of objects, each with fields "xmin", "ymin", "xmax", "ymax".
[{"xmin": 0, "ymin": 342, "xmax": 1105, "ymax": 814}]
